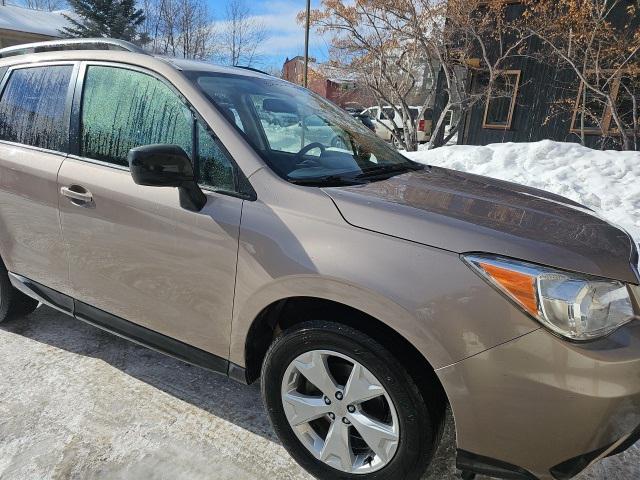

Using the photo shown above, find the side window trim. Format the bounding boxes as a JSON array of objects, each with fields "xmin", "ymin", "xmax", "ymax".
[
  {"xmin": 0, "ymin": 61, "xmax": 79, "ymax": 155},
  {"xmin": 68, "ymin": 61, "xmax": 86, "ymax": 158}
]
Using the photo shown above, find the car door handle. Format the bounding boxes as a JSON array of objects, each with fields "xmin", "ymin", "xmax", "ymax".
[{"xmin": 61, "ymin": 186, "xmax": 93, "ymax": 205}]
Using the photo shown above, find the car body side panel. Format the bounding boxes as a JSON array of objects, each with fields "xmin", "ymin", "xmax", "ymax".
[
  {"xmin": 57, "ymin": 157, "xmax": 242, "ymax": 357},
  {"xmin": 437, "ymin": 323, "xmax": 640, "ymax": 479},
  {"xmin": 0, "ymin": 143, "xmax": 70, "ymax": 294},
  {"xmin": 229, "ymin": 167, "xmax": 540, "ymax": 370}
]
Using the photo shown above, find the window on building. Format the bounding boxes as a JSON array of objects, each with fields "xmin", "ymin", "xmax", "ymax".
[
  {"xmin": 571, "ymin": 80, "xmax": 608, "ymax": 133},
  {"xmin": 80, "ymin": 65, "xmax": 193, "ymax": 166},
  {"xmin": 570, "ymin": 71, "xmax": 638, "ymax": 135},
  {"xmin": 483, "ymin": 70, "xmax": 521, "ymax": 129},
  {"xmin": 0, "ymin": 65, "xmax": 73, "ymax": 151}
]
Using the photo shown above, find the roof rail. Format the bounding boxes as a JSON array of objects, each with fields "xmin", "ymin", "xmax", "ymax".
[{"xmin": 0, "ymin": 38, "xmax": 147, "ymax": 59}]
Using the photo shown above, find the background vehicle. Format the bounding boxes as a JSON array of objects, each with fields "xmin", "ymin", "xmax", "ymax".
[
  {"xmin": 362, "ymin": 105, "xmax": 432, "ymax": 145},
  {"xmin": 0, "ymin": 39, "xmax": 639, "ymax": 480}
]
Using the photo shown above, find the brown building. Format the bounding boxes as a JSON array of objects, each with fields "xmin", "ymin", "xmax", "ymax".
[
  {"xmin": 282, "ymin": 56, "xmax": 372, "ymax": 110},
  {"xmin": 436, "ymin": 1, "xmax": 639, "ymax": 150},
  {"xmin": 0, "ymin": 4, "xmax": 69, "ymax": 49}
]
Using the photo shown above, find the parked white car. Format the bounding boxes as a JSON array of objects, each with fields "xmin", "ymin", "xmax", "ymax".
[{"xmin": 362, "ymin": 106, "xmax": 432, "ymax": 144}]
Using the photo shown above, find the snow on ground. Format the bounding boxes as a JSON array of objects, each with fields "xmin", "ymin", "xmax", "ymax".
[{"xmin": 402, "ymin": 140, "xmax": 640, "ymax": 245}]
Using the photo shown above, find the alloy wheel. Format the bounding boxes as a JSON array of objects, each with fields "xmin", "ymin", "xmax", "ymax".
[{"xmin": 280, "ymin": 349, "xmax": 400, "ymax": 474}]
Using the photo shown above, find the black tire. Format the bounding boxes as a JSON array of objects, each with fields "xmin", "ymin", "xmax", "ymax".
[
  {"xmin": 391, "ymin": 133, "xmax": 404, "ymax": 149},
  {"xmin": 261, "ymin": 321, "xmax": 436, "ymax": 480},
  {"xmin": 0, "ymin": 263, "xmax": 38, "ymax": 323}
]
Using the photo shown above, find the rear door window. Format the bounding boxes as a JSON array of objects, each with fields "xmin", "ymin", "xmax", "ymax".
[{"xmin": 0, "ymin": 65, "xmax": 73, "ymax": 152}]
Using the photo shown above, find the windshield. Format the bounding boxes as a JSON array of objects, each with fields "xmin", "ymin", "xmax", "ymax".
[{"xmin": 184, "ymin": 71, "xmax": 421, "ymax": 185}]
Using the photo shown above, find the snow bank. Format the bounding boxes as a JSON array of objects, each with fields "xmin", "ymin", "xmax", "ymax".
[{"xmin": 402, "ymin": 140, "xmax": 640, "ymax": 245}]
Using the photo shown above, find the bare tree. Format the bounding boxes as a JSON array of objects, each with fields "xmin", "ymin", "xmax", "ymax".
[
  {"xmin": 307, "ymin": 0, "xmax": 532, "ymax": 151},
  {"xmin": 17, "ymin": 0, "xmax": 65, "ymax": 10},
  {"xmin": 218, "ymin": 0, "xmax": 268, "ymax": 67},
  {"xmin": 386, "ymin": 0, "xmax": 540, "ymax": 149},
  {"xmin": 264, "ymin": 65, "xmax": 284, "ymax": 78},
  {"xmin": 521, "ymin": 0, "xmax": 639, "ymax": 150},
  {"xmin": 307, "ymin": 0, "xmax": 441, "ymax": 151},
  {"xmin": 142, "ymin": 0, "xmax": 216, "ymax": 60}
]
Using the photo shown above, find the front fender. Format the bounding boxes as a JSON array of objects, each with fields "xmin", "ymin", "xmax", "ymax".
[{"xmin": 228, "ymin": 189, "xmax": 539, "ymax": 372}]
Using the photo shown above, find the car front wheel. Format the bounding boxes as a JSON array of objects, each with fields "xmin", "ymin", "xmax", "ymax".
[{"xmin": 261, "ymin": 321, "xmax": 436, "ymax": 480}]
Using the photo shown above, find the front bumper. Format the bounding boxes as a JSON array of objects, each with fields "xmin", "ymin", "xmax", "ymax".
[{"xmin": 437, "ymin": 320, "xmax": 640, "ymax": 479}]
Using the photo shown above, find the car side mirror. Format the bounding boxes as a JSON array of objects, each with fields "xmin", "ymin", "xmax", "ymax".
[{"xmin": 128, "ymin": 144, "xmax": 207, "ymax": 212}]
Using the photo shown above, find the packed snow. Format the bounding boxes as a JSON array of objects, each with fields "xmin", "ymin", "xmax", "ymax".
[{"xmin": 402, "ymin": 140, "xmax": 640, "ymax": 246}]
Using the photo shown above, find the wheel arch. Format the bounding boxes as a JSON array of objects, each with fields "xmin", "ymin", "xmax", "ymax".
[{"xmin": 241, "ymin": 295, "xmax": 449, "ymax": 429}]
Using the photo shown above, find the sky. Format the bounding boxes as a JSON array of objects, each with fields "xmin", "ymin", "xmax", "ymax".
[
  {"xmin": 209, "ymin": 0, "xmax": 330, "ymax": 70},
  {"xmin": 6, "ymin": 0, "xmax": 330, "ymax": 71}
]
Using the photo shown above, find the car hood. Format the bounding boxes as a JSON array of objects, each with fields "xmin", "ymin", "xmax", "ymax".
[{"xmin": 324, "ymin": 166, "xmax": 638, "ymax": 283}]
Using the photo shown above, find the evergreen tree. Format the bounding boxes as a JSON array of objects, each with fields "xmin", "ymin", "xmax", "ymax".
[{"xmin": 61, "ymin": 0, "xmax": 147, "ymax": 44}]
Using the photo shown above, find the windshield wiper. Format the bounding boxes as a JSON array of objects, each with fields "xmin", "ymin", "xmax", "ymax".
[
  {"xmin": 356, "ymin": 163, "xmax": 425, "ymax": 179},
  {"xmin": 288, "ymin": 174, "xmax": 368, "ymax": 187}
]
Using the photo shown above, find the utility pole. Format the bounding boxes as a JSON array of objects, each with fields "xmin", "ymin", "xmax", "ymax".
[{"xmin": 303, "ymin": 0, "xmax": 311, "ymax": 87}]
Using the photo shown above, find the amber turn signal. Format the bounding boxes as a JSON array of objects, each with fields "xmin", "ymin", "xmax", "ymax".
[{"xmin": 477, "ymin": 262, "xmax": 539, "ymax": 316}]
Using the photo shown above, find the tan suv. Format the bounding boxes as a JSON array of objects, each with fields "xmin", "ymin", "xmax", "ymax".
[{"xmin": 0, "ymin": 39, "xmax": 639, "ymax": 480}]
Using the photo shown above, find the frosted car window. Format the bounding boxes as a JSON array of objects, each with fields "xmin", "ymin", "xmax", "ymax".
[
  {"xmin": 197, "ymin": 121, "xmax": 235, "ymax": 191},
  {"xmin": 0, "ymin": 65, "xmax": 72, "ymax": 152},
  {"xmin": 81, "ymin": 66, "xmax": 193, "ymax": 167}
]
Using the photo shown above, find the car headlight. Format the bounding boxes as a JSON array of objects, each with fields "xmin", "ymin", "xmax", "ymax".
[{"xmin": 463, "ymin": 254, "xmax": 638, "ymax": 341}]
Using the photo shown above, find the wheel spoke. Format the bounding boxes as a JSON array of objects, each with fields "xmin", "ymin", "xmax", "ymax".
[
  {"xmin": 320, "ymin": 420, "xmax": 353, "ymax": 472},
  {"xmin": 348, "ymin": 411, "xmax": 399, "ymax": 464},
  {"xmin": 293, "ymin": 351, "xmax": 340, "ymax": 398},
  {"xmin": 343, "ymin": 363, "xmax": 385, "ymax": 405},
  {"xmin": 282, "ymin": 391, "xmax": 332, "ymax": 426}
]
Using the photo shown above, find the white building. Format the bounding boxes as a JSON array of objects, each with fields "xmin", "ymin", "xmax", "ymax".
[{"xmin": 0, "ymin": 4, "xmax": 69, "ymax": 49}]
